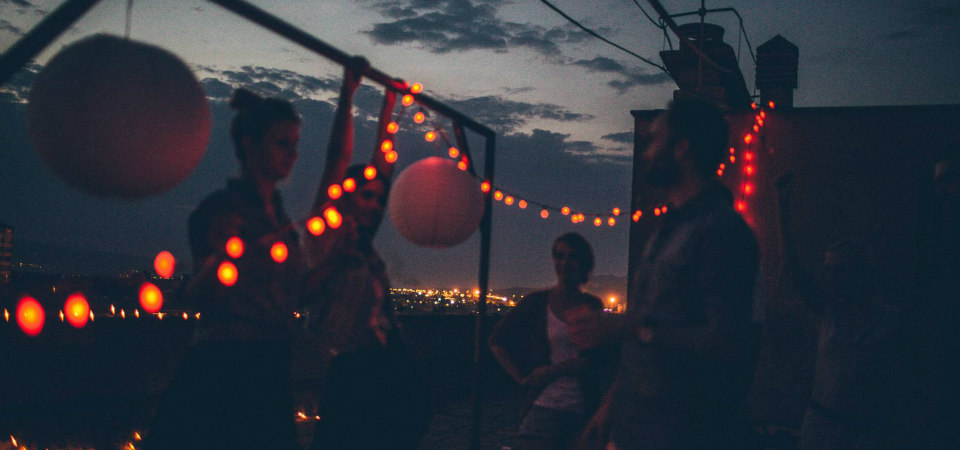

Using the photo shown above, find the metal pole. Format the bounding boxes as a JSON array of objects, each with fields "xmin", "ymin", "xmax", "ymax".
[
  {"xmin": 0, "ymin": 0, "xmax": 103, "ymax": 86},
  {"xmin": 207, "ymin": 0, "xmax": 495, "ymax": 139},
  {"xmin": 470, "ymin": 134, "xmax": 496, "ymax": 450}
]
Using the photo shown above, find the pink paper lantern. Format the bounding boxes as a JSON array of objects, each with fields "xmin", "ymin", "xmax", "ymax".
[
  {"xmin": 388, "ymin": 156, "xmax": 484, "ymax": 248},
  {"xmin": 27, "ymin": 34, "xmax": 211, "ymax": 198}
]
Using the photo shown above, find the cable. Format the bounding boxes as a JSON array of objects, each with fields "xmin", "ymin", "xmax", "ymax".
[
  {"xmin": 629, "ymin": 0, "xmax": 672, "ymax": 50},
  {"xmin": 538, "ymin": 0, "xmax": 667, "ymax": 73}
]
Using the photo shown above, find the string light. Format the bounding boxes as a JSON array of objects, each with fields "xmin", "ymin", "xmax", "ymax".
[
  {"xmin": 743, "ymin": 133, "xmax": 754, "ymax": 144},
  {"xmin": 363, "ymin": 165, "xmax": 377, "ymax": 180},
  {"xmin": 457, "ymin": 160, "xmax": 468, "ymax": 171},
  {"xmin": 561, "ymin": 207, "xmax": 570, "ymax": 215},
  {"xmin": 518, "ymin": 200, "xmax": 528, "ymax": 209},
  {"xmin": 480, "ymin": 181, "xmax": 491, "ymax": 193},
  {"xmin": 327, "ymin": 184, "xmax": 343, "ymax": 200},
  {"xmin": 425, "ymin": 131, "xmax": 437, "ymax": 142},
  {"xmin": 307, "ymin": 217, "xmax": 326, "ymax": 236},
  {"xmin": 504, "ymin": 196, "xmax": 514, "ymax": 205},
  {"xmin": 225, "ymin": 236, "xmax": 244, "ymax": 259},
  {"xmin": 593, "ymin": 217, "xmax": 602, "ymax": 227},
  {"xmin": 385, "ymin": 151, "xmax": 398, "ymax": 163},
  {"xmin": 380, "ymin": 139, "xmax": 394, "ymax": 152},
  {"xmin": 343, "ymin": 178, "xmax": 356, "ymax": 193},
  {"xmin": 410, "ymin": 82, "xmax": 423, "ymax": 94},
  {"xmin": 607, "ymin": 217, "xmax": 616, "ymax": 227},
  {"xmin": 324, "ymin": 207, "xmax": 343, "ymax": 229},
  {"xmin": 139, "ymin": 282, "xmax": 163, "ymax": 313},
  {"xmin": 448, "ymin": 147, "xmax": 459, "ymax": 158},
  {"xmin": 386, "ymin": 122, "xmax": 399, "ymax": 134},
  {"xmin": 494, "ymin": 191, "xmax": 504, "ymax": 201},
  {"xmin": 217, "ymin": 261, "xmax": 239, "ymax": 287},
  {"xmin": 270, "ymin": 242, "xmax": 289, "ymax": 264},
  {"xmin": 154, "ymin": 251, "xmax": 175, "ymax": 278},
  {"xmin": 64, "ymin": 293, "xmax": 90, "ymax": 328},
  {"xmin": 612, "ymin": 207, "xmax": 621, "ymax": 216},
  {"xmin": 401, "ymin": 94, "xmax": 414, "ymax": 106},
  {"xmin": 541, "ymin": 209, "xmax": 549, "ymax": 219},
  {"xmin": 414, "ymin": 112, "xmax": 425, "ymax": 123},
  {"xmin": 17, "ymin": 296, "xmax": 45, "ymax": 336}
]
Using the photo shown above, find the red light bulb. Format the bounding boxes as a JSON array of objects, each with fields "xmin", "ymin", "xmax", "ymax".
[
  {"xmin": 225, "ymin": 236, "xmax": 244, "ymax": 259},
  {"xmin": 17, "ymin": 296, "xmax": 45, "ymax": 337},
  {"xmin": 64, "ymin": 293, "xmax": 90, "ymax": 328},
  {"xmin": 139, "ymin": 282, "xmax": 163, "ymax": 313},
  {"xmin": 154, "ymin": 251, "xmax": 175, "ymax": 278}
]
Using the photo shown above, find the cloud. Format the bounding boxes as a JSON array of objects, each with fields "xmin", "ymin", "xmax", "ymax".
[
  {"xmin": 362, "ymin": 0, "xmax": 589, "ymax": 57},
  {"xmin": 0, "ymin": 62, "xmax": 40, "ymax": 102},
  {"xmin": 572, "ymin": 56, "xmax": 671, "ymax": 93},
  {"xmin": 443, "ymin": 95, "xmax": 594, "ymax": 133},
  {"xmin": 878, "ymin": 2, "xmax": 960, "ymax": 43},
  {"xmin": 601, "ymin": 132, "xmax": 632, "ymax": 144},
  {"xmin": 2, "ymin": 0, "xmax": 34, "ymax": 7},
  {"xmin": 0, "ymin": 18, "xmax": 21, "ymax": 35}
]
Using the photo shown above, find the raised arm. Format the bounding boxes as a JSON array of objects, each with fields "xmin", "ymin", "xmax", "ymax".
[
  {"xmin": 370, "ymin": 85, "xmax": 398, "ymax": 180},
  {"xmin": 314, "ymin": 58, "xmax": 367, "ymax": 210}
]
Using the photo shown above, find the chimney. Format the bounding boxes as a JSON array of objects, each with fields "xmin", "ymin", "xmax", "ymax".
[
  {"xmin": 755, "ymin": 35, "xmax": 798, "ymax": 109},
  {"xmin": 660, "ymin": 22, "xmax": 752, "ymax": 111}
]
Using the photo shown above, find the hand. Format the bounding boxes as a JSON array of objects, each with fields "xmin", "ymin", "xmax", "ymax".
[
  {"xmin": 341, "ymin": 56, "xmax": 368, "ymax": 95},
  {"xmin": 579, "ymin": 397, "xmax": 611, "ymax": 449}
]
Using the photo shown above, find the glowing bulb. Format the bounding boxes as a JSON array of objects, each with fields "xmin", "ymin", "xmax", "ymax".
[
  {"xmin": 594, "ymin": 217, "xmax": 602, "ymax": 227},
  {"xmin": 324, "ymin": 207, "xmax": 343, "ymax": 229},
  {"xmin": 139, "ymin": 282, "xmax": 163, "ymax": 313},
  {"xmin": 760, "ymin": 111, "xmax": 766, "ymax": 119},
  {"xmin": 134, "ymin": 309, "xmax": 140, "ymax": 318},
  {"xmin": 504, "ymin": 196, "xmax": 514, "ymax": 205},
  {"xmin": 64, "ymin": 293, "xmax": 90, "ymax": 328},
  {"xmin": 746, "ymin": 165, "xmax": 755, "ymax": 175},
  {"xmin": 729, "ymin": 146, "xmax": 736, "ymax": 154},
  {"xmin": 753, "ymin": 125, "xmax": 760, "ymax": 133},
  {"xmin": 654, "ymin": 208, "xmax": 661, "ymax": 216},
  {"xmin": 743, "ymin": 134, "xmax": 754, "ymax": 144},
  {"xmin": 225, "ymin": 236, "xmax": 244, "ymax": 259},
  {"xmin": 457, "ymin": 160, "xmax": 468, "ymax": 171},
  {"xmin": 270, "ymin": 242, "xmax": 289, "ymax": 263},
  {"xmin": 363, "ymin": 166, "xmax": 377, "ymax": 180},
  {"xmin": 608, "ymin": 217, "xmax": 616, "ymax": 227},
  {"xmin": 414, "ymin": 112, "xmax": 425, "ymax": 123},
  {"xmin": 751, "ymin": 102, "xmax": 757, "ymax": 110},
  {"xmin": 612, "ymin": 207, "xmax": 621, "ymax": 216},
  {"xmin": 494, "ymin": 191, "xmax": 504, "ymax": 201},
  {"xmin": 327, "ymin": 184, "xmax": 343, "ymax": 200},
  {"xmin": 758, "ymin": 118, "xmax": 764, "ymax": 127},
  {"xmin": 571, "ymin": 215, "xmax": 578, "ymax": 224},
  {"xmin": 518, "ymin": 200, "xmax": 528, "ymax": 209},
  {"xmin": 662, "ymin": 205, "xmax": 668, "ymax": 213},
  {"xmin": 541, "ymin": 209, "xmax": 549, "ymax": 219},
  {"xmin": 745, "ymin": 152, "xmax": 754, "ymax": 161},
  {"xmin": 768, "ymin": 101, "xmax": 775, "ymax": 109},
  {"xmin": 217, "ymin": 261, "xmax": 239, "ymax": 287},
  {"xmin": 730, "ymin": 155, "xmax": 736, "ymax": 163},
  {"xmin": 343, "ymin": 178, "xmax": 357, "ymax": 193},
  {"xmin": 632, "ymin": 211, "xmax": 641, "ymax": 222},
  {"xmin": 425, "ymin": 131, "xmax": 436, "ymax": 142},
  {"xmin": 717, "ymin": 169, "xmax": 724, "ymax": 177},
  {"xmin": 380, "ymin": 139, "xmax": 394, "ymax": 152},
  {"xmin": 402, "ymin": 94, "xmax": 414, "ymax": 106},
  {"xmin": 719, "ymin": 163, "xmax": 726, "ymax": 170},
  {"xmin": 410, "ymin": 82, "xmax": 423, "ymax": 94},
  {"xmin": 561, "ymin": 207, "xmax": 570, "ymax": 216},
  {"xmin": 736, "ymin": 201, "xmax": 747, "ymax": 211},
  {"xmin": 448, "ymin": 147, "xmax": 459, "ymax": 158},
  {"xmin": 386, "ymin": 122, "xmax": 399, "ymax": 134},
  {"xmin": 154, "ymin": 251, "xmax": 175, "ymax": 278},
  {"xmin": 480, "ymin": 181, "xmax": 491, "ymax": 193},
  {"xmin": 385, "ymin": 151, "xmax": 398, "ymax": 163},
  {"xmin": 307, "ymin": 217, "xmax": 326, "ymax": 236},
  {"xmin": 182, "ymin": 312, "xmax": 189, "ymax": 320},
  {"xmin": 744, "ymin": 183, "xmax": 754, "ymax": 195}
]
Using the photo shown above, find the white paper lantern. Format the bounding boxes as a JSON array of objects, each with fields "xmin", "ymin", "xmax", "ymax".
[
  {"xmin": 27, "ymin": 34, "xmax": 211, "ymax": 198},
  {"xmin": 388, "ymin": 156, "xmax": 484, "ymax": 248}
]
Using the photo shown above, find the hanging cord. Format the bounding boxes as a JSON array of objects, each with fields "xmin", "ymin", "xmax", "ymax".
[{"xmin": 124, "ymin": 0, "xmax": 133, "ymax": 39}]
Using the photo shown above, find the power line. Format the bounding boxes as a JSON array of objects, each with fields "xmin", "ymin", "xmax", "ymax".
[
  {"xmin": 538, "ymin": 0, "xmax": 667, "ymax": 73},
  {"xmin": 629, "ymin": 0, "xmax": 673, "ymax": 50}
]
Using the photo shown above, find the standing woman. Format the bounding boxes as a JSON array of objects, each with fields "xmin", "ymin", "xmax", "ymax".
[
  {"xmin": 145, "ymin": 89, "xmax": 304, "ymax": 450},
  {"xmin": 302, "ymin": 60, "xmax": 430, "ymax": 449},
  {"xmin": 490, "ymin": 232, "xmax": 618, "ymax": 450}
]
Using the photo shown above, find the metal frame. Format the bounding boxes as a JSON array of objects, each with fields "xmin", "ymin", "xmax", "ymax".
[{"xmin": 0, "ymin": 1, "xmax": 496, "ymax": 447}]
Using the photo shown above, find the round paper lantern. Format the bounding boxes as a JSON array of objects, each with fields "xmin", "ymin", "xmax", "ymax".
[
  {"xmin": 139, "ymin": 282, "xmax": 164, "ymax": 313},
  {"xmin": 388, "ymin": 156, "xmax": 484, "ymax": 248},
  {"xmin": 27, "ymin": 34, "xmax": 211, "ymax": 198},
  {"xmin": 64, "ymin": 293, "xmax": 90, "ymax": 328}
]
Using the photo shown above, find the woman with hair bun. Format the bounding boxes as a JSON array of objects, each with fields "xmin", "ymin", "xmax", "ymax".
[{"xmin": 145, "ymin": 88, "xmax": 304, "ymax": 450}]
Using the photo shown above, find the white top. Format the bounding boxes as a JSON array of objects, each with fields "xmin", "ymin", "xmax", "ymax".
[{"xmin": 533, "ymin": 305, "xmax": 584, "ymax": 412}]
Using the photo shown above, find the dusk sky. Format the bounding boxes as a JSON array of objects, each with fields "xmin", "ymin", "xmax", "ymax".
[{"xmin": 2, "ymin": 0, "xmax": 959, "ymax": 290}]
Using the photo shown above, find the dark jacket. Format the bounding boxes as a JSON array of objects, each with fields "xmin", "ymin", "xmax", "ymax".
[{"xmin": 489, "ymin": 289, "xmax": 620, "ymax": 418}]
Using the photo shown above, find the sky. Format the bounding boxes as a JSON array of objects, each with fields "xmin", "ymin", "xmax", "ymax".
[{"xmin": 1, "ymin": 0, "xmax": 959, "ymax": 291}]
